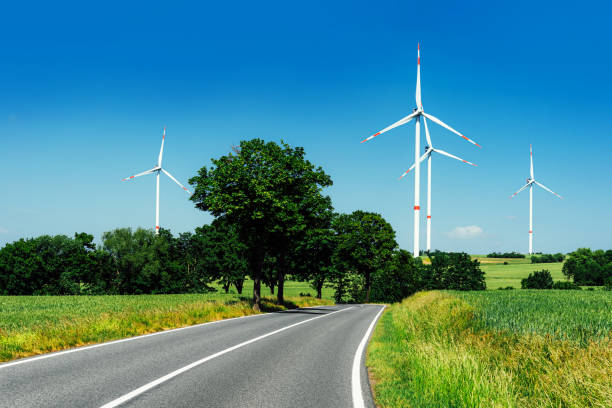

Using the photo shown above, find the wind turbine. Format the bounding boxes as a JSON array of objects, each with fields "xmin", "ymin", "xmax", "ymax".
[
  {"xmin": 122, "ymin": 127, "xmax": 192, "ymax": 234},
  {"xmin": 398, "ymin": 117, "xmax": 477, "ymax": 251},
  {"xmin": 361, "ymin": 44, "xmax": 481, "ymax": 257},
  {"xmin": 510, "ymin": 145, "xmax": 562, "ymax": 254}
]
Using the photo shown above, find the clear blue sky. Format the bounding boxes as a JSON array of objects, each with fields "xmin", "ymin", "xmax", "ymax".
[{"xmin": 1, "ymin": 0, "xmax": 610, "ymax": 253}]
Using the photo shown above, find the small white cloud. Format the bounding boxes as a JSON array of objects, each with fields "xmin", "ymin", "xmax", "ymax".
[
  {"xmin": 445, "ymin": 225, "xmax": 484, "ymax": 239},
  {"xmin": 0, "ymin": 227, "xmax": 8, "ymax": 234}
]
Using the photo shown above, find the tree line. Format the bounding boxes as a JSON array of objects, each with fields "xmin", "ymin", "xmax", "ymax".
[{"xmin": 0, "ymin": 139, "xmax": 488, "ymax": 304}]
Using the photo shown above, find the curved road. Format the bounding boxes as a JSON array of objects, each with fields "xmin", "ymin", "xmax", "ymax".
[{"xmin": 0, "ymin": 304, "xmax": 384, "ymax": 408}]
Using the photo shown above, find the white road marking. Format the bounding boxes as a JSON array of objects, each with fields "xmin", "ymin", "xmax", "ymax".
[
  {"xmin": 98, "ymin": 306, "xmax": 353, "ymax": 408},
  {"xmin": 0, "ymin": 305, "xmax": 337, "ymax": 370},
  {"xmin": 352, "ymin": 305, "xmax": 386, "ymax": 408}
]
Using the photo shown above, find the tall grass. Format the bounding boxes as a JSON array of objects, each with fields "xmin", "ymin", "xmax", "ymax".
[
  {"xmin": 0, "ymin": 281, "xmax": 332, "ymax": 362},
  {"xmin": 367, "ymin": 291, "xmax": 612, "ymax": 408}
]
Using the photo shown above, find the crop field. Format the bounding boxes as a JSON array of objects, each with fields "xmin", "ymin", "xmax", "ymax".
[
  {"xmin": 456, "ymin": 290, "xmax": 612, "ymax": 342},
  {"xmin": 367, "ymin": 290, "xmax": 612, "ymax": 408},
  {"xmin": 472, "ymin": 256, "xmax": 565, "ymax": 289},
  {"xmin": 0, "ymin": 279, "xmax": 332, "ymax": 362}
]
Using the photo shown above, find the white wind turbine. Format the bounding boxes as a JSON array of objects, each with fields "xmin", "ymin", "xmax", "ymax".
[
  {"xmin": 122, "ymin": 127, "xmax": 192, "ymax": 234},
  {"xmin": 361, "ymin": 44, "xmax": 481, "ymax": 257},
  {"xmin": 398, "ymin": 117, "xmax": 477, "ymax": 252},
  {"xmin": 510, "ymin": 144, "xmax": 562, "ymax": 254}
]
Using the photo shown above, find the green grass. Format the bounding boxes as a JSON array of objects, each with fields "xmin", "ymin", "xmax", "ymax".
[
  {"xmin": 0, "ymin": 279, "xmax": 333, "ymax": 362},
  {"xmin": 474, "ymin": 256, "xmax": 565, "ymax": 289},
  {"xmin": 367, "ymin": 290, "xmax": 612, "ymax": 408}
]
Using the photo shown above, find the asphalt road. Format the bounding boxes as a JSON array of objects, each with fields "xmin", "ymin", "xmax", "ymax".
[{"xmin": 0, "ymin": 304, "xmax": 385, "ymax": 408}]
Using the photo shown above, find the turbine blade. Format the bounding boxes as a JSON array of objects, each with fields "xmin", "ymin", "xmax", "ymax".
[
  {"xmin": 530, "ymin": 144, "xmax": 534, "ymax": 179},
  {"xmin": 162, "ymin": 168, "xmax": 192, "ymax": 195},
  {"xmin": 423, "ymin": 115, "xmax": 432, "ymax": 147},
  {"xmin": 361, "ymin": 111, "xmax": 419, "ymax": 143},
  {"xmin": 534, "ymin": 181, "xmax": 562, "ymax": 199},
  {"xmin": 122, "ymin": 168, "xmax": 157, "ymax": 181},
  {"xmin": 416, "ymin": 43, "xmax": 422, "ymax": 109},
  {"xmin": 158, "ymin": 127, "xmax": 166, "ymax": 167},
  {"xmin": 433, "ymin": 148, "xmax": 477, "ymax": 167},
  {"xmin": 510, "ymin": 183, "xmax": 531, "ymax": 198},
  {"xmin": 399, "ymin": 151, "xmax": 429, "ymax": 179},
  {"xmin": 422, "ymin": 112, "xmax": 481, "ymax": 147}
]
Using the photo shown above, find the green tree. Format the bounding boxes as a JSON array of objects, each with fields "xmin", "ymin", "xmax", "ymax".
[
  {"xmin": 521, "ymin": 270, "xmax": 554, "ymax": 289},
  {"xmin": 189, "ymin": 139, "xmax": 332, "ymax": 311},
  {"xmin": 424, "ymin": 251, "xmax": 486, "ymax": 291},
  {"xmin": 332, "ymin": 211, "xmax": 398, "ymax": 303},
  {"xmin": 368, "ymin": 249, "xmax": 422, "ymax": 303}
]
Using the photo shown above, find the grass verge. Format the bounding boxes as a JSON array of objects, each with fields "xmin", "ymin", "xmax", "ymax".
[
  {"xmin": 367, "ymin": 291, "xmax": 612, "ymax": 408},
  {"xmin": 0, "ymin": 292, "xmax": 332, "ymax": 362}
]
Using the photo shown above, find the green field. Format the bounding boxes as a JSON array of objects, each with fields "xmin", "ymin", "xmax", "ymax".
[
  {"xmin": 367, "ymin": 290, "xmax": 612, "ymax": 408},
  {"xmin": 475, "ymin": 256, "xmax": 565, "ymax": 289},
  {"xmin": 0, "ymin": 279, "xmax": 333, "ymax": 362}
]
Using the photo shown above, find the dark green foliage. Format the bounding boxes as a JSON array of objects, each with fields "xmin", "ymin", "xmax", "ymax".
[
  {"xmin": 531, "ymin": 253, "xmax": 565, "ymax": 263},
  {"xmin": 423, "ymin": 251, "xmax": 486, "ymax": 291},
  {"xmin": 189, "ymin": 139, "xmax": 333, "ymax": 310},
  {"xmin": 497, "ymin": 286, "xmax": 515, "ymax": 290},
  {"xmin": 332, "ymin": 211, "xmax": 398, "ymax": 302},
  {"xmin": 563, "ymin": 248, "xmax": 612, "ymax": 286},
  {"xmin": 368, "ymin": 250, "xmax": 422, "ymax": 303},
  {"xmin": 486, "ymin": 252, "xmax": 525, "ymax": 258},
  {"xmin": 102, "ymin": 227, "xmax": 213, "ymax": 294},
  {"xmin": 552, "ymin": 281, "xmax": 581, "ymax": 290},
  {"xmin": 0, "ymin": 233, "xmax": 111, "ymax": 295},
  {"xmin": 521, "ymin": 270, "xmax": 553, "ymax": 289}
]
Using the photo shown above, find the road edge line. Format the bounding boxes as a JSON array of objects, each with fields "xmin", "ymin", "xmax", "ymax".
[
  {"xmin": 98, "ymin": 306, "xmax": 353, "ymax": 408},
  {"xmin": 352, "ymin": 305, "xmax": 386, "ymax": 408},
  {"xmin": 0, "ymin": 304, "xmax": 336, "ymax": 370}
]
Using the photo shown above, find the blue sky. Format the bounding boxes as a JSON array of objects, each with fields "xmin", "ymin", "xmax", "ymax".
[{"xmin": 1, "ymin": 0, "xmax": 610, "ymax": 253}]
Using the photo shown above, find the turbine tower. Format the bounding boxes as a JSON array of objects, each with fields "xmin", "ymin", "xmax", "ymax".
[
  {"xmin": 510, "ymin": 145, "xmax": 562, "ymax": 254},
  {"xmin": 122, "ymin": 127, "xmax": 192, "ymax": 234},
  {"xmin": 398, "ymin": 117, "xmax": 477, "ymax": 251},
  {"xmin": 361, "ymin": 44, "xmax": 481, "ymax": 256}
]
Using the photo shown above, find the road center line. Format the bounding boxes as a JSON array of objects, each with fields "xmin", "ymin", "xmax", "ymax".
[
  {"xmin": 351, "ymin": 305, "xmax": 386, "ymax": 408},
  {"xmin": 98, "ymin": 306, "xmax": 353, "ymax": 408}
]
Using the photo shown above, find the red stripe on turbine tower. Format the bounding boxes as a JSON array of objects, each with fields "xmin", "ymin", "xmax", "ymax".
[
  {"xmin": 529, "ymin": 230, "xmax": 533, "ymax": 233},
  {"xmin": 414, "ymin": 206, "xmax": 420, "ymax": 210},
  {"xmin": 427, "ymin": 215, "xmax": 431, "ymax": 219}
]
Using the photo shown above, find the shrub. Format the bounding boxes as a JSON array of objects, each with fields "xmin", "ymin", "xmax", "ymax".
[
  {"xmin": 487, "ymin": 252, "xmax": 525, "ymax": 259},
  {"xmin": 531, "ymin": 253, "xmax": 565, "ymax": 263},
  {"xmin": 497, "ymin": 286, "xmax": 514, "ymax": 290},
  {"xmin": 521, "ymin": 270, "xmax": 553, "ymax": 289},
  {"xmin": 552, "ymin": 281, "xmax": 581, "ymax": 290}
]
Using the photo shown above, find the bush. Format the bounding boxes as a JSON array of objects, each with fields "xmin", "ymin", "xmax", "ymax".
[
  {"xmin": 521, "ymin": 270, "xmax": 553, "ymax": 289},
  {"xmin": 487, "ymin": 252, "xmax": 525, "ymax": 259},
  {"xmin": 552, "ymin": 281, "xmax": 581, "ymax": 290},
  {"xmin": 531, "ymin": 253, "xmax": 565, "ymax": 263},
  {"xmin": 497, "ymin": 286, "xmax": 514, "ymax": 290}
]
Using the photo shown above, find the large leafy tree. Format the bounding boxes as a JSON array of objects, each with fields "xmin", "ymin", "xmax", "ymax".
[
  {"xmin": 189, "ymin": 139, "xmax": 332, "ymax": 311},
  {"xmin": 332, "ymin": 211, "xmax": 398, "ymax": 303}
]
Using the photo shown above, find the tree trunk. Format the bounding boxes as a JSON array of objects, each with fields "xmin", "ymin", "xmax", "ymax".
[
  {"xmin": 253, "ymin": 277, "xmax": 261, "ymax": 312},
  {"xmin": 234, "ymin": 278, "xmax": 244, "ymax": 294},
  {"xmin": 316, "ymin": 280, "xmax": 323, "ymax": 299},
  {"xmin": 223, "ymin": 280, "xmax": 230, "ymax": 294},
  {"xmin": 365, "ymin": 271, "xmax": 371, "ymax": 303},
  {"xmin": 276, "ymin": 268, "xmax": 285, "ymax": 305},
  {"xmin": 269, "ymin": 282, "xmax": 275, "ymax": 295}
]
